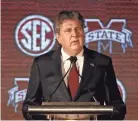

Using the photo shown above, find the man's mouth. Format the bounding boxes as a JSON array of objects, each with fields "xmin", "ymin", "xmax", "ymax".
[{"xmin": 72, "ymin": 41, "xmax": 79, "ymax": 44}]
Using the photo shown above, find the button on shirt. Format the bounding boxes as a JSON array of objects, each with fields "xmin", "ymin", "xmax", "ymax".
[{"xmin": 61, "ymin": 48, "xmax": 84, "ymax": 87}]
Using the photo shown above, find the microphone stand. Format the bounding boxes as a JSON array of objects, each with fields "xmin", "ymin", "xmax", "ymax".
[{"xmin": 46, "ymin": 56, "xmax": 76, "ymax": 102}]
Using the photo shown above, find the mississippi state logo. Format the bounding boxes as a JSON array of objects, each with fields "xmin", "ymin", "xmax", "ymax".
[
  {"xmin": 85, "ymin": 19, "xmax": 133, "ymax": 54},
  {"xmin": 15, "ymin": 15, "xmax": 55, "ymax": 56},
  {"xmin": 7, "ymin": 78, "xmax": 29, "ymax": 112}
]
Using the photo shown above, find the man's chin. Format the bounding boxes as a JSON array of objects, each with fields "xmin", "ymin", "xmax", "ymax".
[{"xmin": 71, "ymin": 47, "xmax": 83, "ymax": 54}]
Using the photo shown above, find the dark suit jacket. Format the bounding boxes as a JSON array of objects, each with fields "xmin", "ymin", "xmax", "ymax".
[{"xmin": 22, "ymin": 46, "xmax": 126, "ymax": 120}]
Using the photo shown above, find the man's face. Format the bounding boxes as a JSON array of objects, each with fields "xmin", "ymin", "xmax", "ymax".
[{"xmin": 56, "ymin": 19, "xmax": 85, "ymax": 56}]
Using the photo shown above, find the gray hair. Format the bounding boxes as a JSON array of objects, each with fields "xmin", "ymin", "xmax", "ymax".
[{"xmin": 55, "ymin": 10, "xmax": 85, "ymax": 34}]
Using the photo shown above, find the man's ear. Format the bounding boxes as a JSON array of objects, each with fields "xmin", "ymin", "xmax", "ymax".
[{"xmin": 56, "ymin": 33, "xmax": 61, "ymax": 44}]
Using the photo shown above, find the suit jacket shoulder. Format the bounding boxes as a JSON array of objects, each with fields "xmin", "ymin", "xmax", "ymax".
[
  {"xmin": 35, "ymin": 49, "xmax": 55, "ymax": 61},
  {"xmin": 84, "ymin": 47, "xmax": 111, "ymax": 66}
]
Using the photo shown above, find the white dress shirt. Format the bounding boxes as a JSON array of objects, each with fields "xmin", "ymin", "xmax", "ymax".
[{"xmin": 61, "ymin": 48, "xmax": 84, "ymax": 87}]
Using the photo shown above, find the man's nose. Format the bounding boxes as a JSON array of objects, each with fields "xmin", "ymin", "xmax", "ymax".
[{"xmin": 71, "ymin": 30, "xmax": 77, "ymax": 37}]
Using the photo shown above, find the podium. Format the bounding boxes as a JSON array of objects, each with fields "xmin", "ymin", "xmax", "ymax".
[{"xmin": 28, "ymin": 102, "xmax": 113, "ymax": 120}]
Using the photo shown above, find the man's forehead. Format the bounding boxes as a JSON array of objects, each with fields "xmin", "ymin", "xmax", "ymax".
[{"xmin": 61, "ymin": 19, "xmax": 81, "ymax": 28}]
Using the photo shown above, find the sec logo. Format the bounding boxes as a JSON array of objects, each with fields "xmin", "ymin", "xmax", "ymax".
[{"xmin": 15, "ymin": 15, "xmax": 56, "ymax": 56}]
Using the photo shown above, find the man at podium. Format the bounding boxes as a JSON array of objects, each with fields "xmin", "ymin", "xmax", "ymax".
[{"xmin": 22, "ymin": 10, "xmax": 126, "ymax": 120}]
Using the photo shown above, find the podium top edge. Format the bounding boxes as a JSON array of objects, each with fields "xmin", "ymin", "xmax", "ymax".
[{"xmin": 42, "ymin": 102, "xmax": 100, "ymax": 105}]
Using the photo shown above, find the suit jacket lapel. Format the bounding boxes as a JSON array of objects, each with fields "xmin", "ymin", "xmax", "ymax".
[
  {"xmin": 75, "ymin": 47, "xmax": 96, "ymax": 100},
  {"xmin": 52, "ymin": 47, "xmax": 72, "ymax": 101}
]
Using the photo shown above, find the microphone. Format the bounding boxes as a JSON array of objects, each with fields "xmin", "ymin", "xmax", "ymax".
[
  {"xmin": 46, "ymin": 56, "xmax": 77, "ymax": 102},
  {"xmin": 87, "ymin": 88, "xmax": 98, "ymax": 102},
  {"xmin": 75, "ymin": 67, "xmax": 98, "ymax": 102},
  {"xmin": 68, "ymin": 56, "xmax": 77, "ymax": 63}
]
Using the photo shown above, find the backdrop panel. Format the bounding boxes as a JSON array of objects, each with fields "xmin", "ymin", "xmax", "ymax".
[{"xmin": 1, "ymin": 0, "xmax": 138, "ymax": 120}]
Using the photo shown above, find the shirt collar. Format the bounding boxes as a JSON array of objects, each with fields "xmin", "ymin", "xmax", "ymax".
[{"xmin": 61, "ymin": 48, "xmax": 84, "ymax": 62}]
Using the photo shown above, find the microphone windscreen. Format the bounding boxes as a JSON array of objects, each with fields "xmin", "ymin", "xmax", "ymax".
[{"xmin": 69, "ymin": 56, "xmax": 77, "ymax": 63}]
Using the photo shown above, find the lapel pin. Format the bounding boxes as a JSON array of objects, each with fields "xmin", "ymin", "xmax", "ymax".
[{"xmin": 90, "ymin": 63, "xmax": 95, "ymax": 67}]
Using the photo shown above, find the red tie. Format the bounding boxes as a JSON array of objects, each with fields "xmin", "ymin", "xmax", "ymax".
[{"xmin": 68, "ymin": 62, "xmax": 79, "ymax": 99}]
